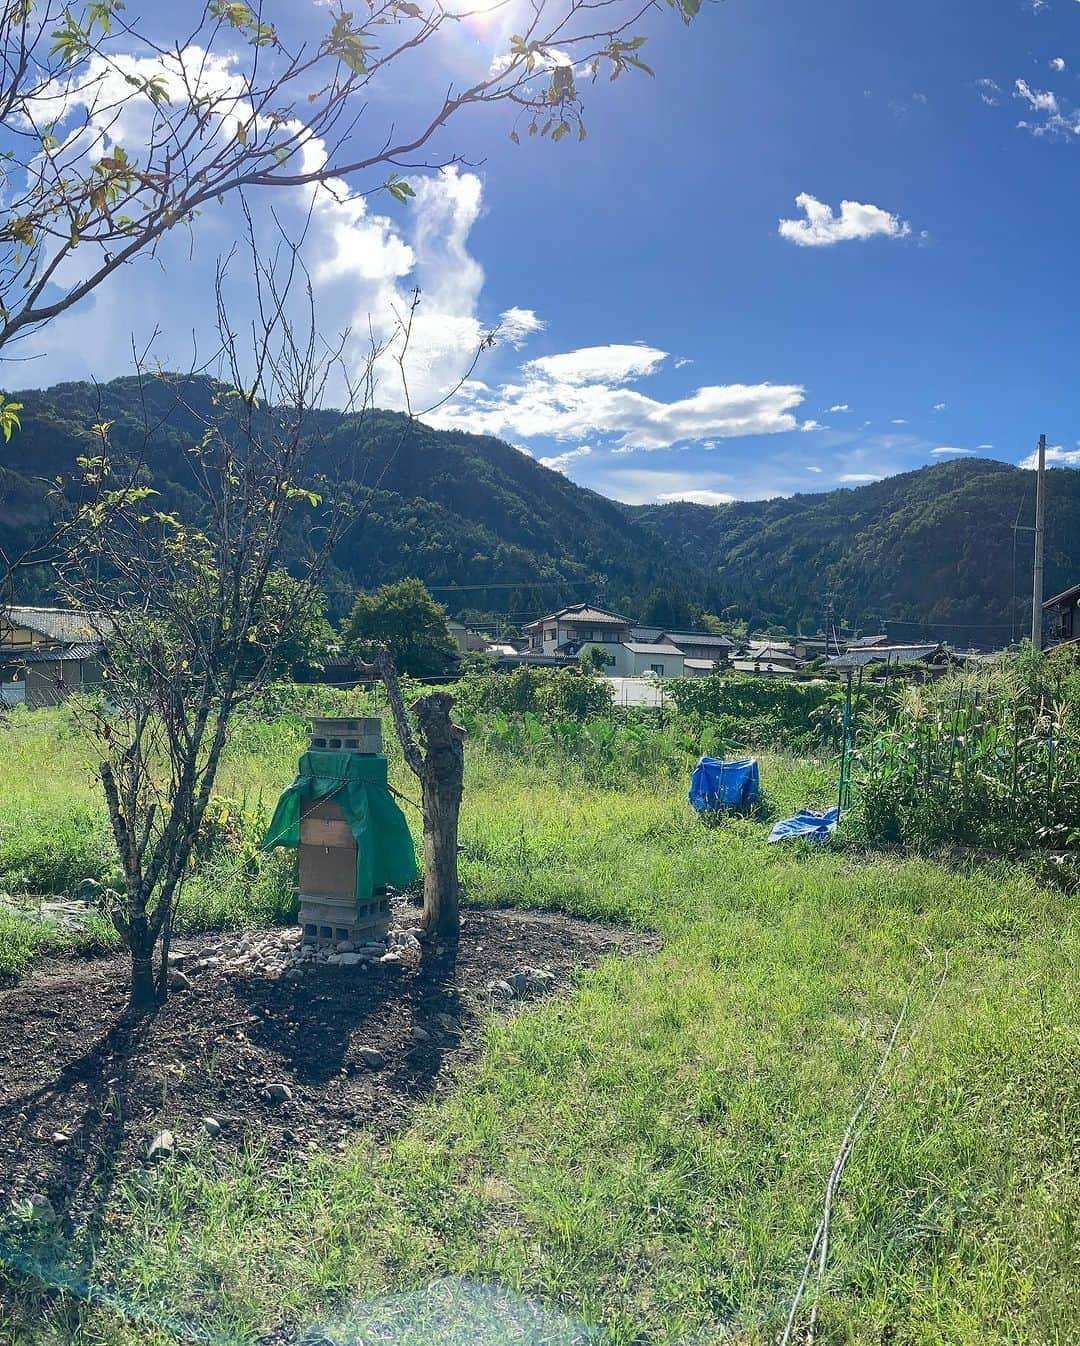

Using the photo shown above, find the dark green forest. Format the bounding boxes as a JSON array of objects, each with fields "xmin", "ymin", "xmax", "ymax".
[
  {"xmin": 1, "ymin": 374, "xmax": 1077, "ymax": 644},
  {"xmin": 636, "ymin": 457, "xmax": 1080, "ymax": 643}
]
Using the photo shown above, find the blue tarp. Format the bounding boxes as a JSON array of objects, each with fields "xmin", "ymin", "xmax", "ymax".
[
  {"xmin": 689, "ymin": 756, "xmax": 760, "ymax": 811},
  {"xmin": 767, "ymin": 806, "xmax": 840, "ymax": 845}
]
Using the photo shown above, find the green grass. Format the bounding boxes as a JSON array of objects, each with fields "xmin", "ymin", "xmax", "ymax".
[{"xmin": 1, "ymin": 710, "xmax": 1078, "ymax": 1344}]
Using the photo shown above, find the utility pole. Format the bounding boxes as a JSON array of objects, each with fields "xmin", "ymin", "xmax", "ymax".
[{"xmin": 1031, "ymin": 432, "xmax": 1046, "ymax": 651}]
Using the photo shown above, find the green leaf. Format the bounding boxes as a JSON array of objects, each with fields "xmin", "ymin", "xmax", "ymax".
[
  {"xmin": 49, "ymin": 14, "xmax": 87, "ymax": 62},
  {"xmin": 0, "ymin": 398, "xmax": 22, "ymax": 442}
]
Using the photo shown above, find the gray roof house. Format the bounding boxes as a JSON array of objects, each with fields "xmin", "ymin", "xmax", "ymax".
[{"xmin": 1, "ymin": 606, "xmax": 109, "ymax": 707}]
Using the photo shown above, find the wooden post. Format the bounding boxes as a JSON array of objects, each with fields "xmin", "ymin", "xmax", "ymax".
[
  {"xmin": 365, "ymin": 648, "xmax": 465, "ymax": 939},
  {"xmin": 412, "ymin": 692, "xmax": 465, "ymax": 937},
  {"xmin": 1031, "ymin": 432, "xmax": 1046, "ymax": 652}
]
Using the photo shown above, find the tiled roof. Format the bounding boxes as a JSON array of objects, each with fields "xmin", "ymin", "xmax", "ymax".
[
  {"xmin": 1, "ymin": 641, "xmax": 103, "ymax": 664},
  {"xmin": 623, "ymin": 642, "xmax": 684, "ymax": 655},
  {"xmin": 524, "ymin": 603, "xmax": 630, "ymax": 628},
  {"xmin": 659, "ymin": 630, "xmax": 735, "ymax": 648},
  {"xmin": 3, "ymin": 605, "xmax": 111, "ymax": 643},
  {"xmin": 826, "ymin": 644, "xmax": 943, "ymax": 669}
]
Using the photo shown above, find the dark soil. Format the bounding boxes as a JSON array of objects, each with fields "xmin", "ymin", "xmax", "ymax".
[{"xmin": 0, "ymin": 906, "xmax": 657, "ymax": 1230}]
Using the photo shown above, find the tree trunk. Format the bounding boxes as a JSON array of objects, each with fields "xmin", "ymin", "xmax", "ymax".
[
  {"xmin": 420, "ymin": 757, "xmax": 461, "ymax": 937},
  {"xmin": 128, "ymin": 914, "xmax": 158, "ymax": 1012},
  {"xmin": 412, "ymin": 693, "xmax": 465, "ymax": 939}
]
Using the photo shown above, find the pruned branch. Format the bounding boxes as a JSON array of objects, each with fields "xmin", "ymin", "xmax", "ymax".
[{"xmin": 360, "ymin": 644, "xmax": 423, "ymax": 776}]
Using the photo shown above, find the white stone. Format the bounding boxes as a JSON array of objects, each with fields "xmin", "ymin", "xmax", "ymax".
[
  {"xmin": 262, "ymin": 1083, "xmax": 292, "ymax": 1104},
  {"xmin": 202, "ymin": 1117, "xmax": 221, "ymax": 1137},
  {"xmin": 147, "ymin": 1130, "xmax": 175, "ymax": 1161}
]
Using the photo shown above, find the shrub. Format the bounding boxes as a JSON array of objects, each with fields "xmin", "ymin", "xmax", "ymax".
[
  {"xmin": 849, "ymin": 649, "xmax": 1080, "ymax": 852},
  {"xmin": 457, "ymin": 666, "xmax": 613, "ymax": 719}
]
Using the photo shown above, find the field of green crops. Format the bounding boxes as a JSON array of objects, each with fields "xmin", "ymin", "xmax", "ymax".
[{"xmin": 1, "ymin": 690, "xmax": 1078, "ymax": 1345}]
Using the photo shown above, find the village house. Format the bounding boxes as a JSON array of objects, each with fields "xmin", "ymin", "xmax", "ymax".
[
  {"xmin": 607, "ymin": 642, "xmax": 686, "ymax": 679},
  {"xmin": 522, "ymin": 604, "xmax": 634, "ymax": 656},
  {"xmin": 1043, "ymin": 583, "xmax": 1080, "ymax": 648},
  {"xmin": 655, "ymin": 629, "xmax": 735, "ymax": 667},
  {"xmin": 732, "ymin": 640, "xmax": 803, "ymax": 678},
  {"xmin": 825, "ymin": 642, "xmax": 959, "ymax": 677},
  {"xmin": 0, "ymin": 606, "xmax": 108, "ymax": 707}
]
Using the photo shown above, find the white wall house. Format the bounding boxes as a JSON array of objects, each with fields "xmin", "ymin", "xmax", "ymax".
[
  {"xmin": 606, "ymin": 642, "xmax": 686, "ymax": 678},
  {"xmin": 522, "ymin": 603, "xmax": 633, "ymax": 655}
]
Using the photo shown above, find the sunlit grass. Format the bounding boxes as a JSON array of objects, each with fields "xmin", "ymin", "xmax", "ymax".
[{"xmin": 1, "ymin": 706, "xmax": 1077, "ymax": 1344}]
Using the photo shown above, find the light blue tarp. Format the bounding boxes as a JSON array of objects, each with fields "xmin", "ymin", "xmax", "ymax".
[
  {"xmin": 767, "ymin": 806, "xmax": 839, "ymax": 845},
  {"xmin": 688, "ymin": 756, "xmax": 760, "ymax": 811}
]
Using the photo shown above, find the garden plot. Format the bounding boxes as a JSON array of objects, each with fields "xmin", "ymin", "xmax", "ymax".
[{"xmin": 0, "ymin": 907, "xmax": 656, "ymax": 1229}]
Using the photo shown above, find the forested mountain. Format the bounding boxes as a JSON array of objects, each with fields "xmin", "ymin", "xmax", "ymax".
[
  {"xmin": 635, "ymin": 458, "xmax": 1080, "ymax": 644},
  {"xmin": 0, "ymin": 374, "xmax": 717, "ymax": 622},
  {"xmin": 1, "ymin": 374, "xmax": 1078, "ymax": 644}
]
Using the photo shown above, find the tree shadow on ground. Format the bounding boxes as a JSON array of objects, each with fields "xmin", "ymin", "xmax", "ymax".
[{"xmin": 232, "ymin": 939, "xmax": 465, "ymax": 1102}]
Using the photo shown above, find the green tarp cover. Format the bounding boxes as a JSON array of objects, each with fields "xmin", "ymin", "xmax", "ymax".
[{"xmin": 262, "ymin": 750, "xmax": 417, "ymax": 901}]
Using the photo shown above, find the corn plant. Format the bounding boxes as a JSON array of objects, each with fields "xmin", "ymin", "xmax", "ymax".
[{"xmin": 850, "ymin": 652, "xmax": 1080, "ymax": 852}]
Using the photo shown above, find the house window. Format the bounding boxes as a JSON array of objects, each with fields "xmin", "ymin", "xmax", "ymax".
[
  {"xmin": 545, "ymin": 627, "xmax": 557, "ymax": 642},
  {"xmin": 650, "ymin": 663, "xmax": 664, "ymax": 676}
]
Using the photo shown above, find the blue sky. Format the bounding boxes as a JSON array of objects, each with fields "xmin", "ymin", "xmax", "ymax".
[{"xmin": 15, "ymin": 0, "xmax": 1080, "ymax": 503}]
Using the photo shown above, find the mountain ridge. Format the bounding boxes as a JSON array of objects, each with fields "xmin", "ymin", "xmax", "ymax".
[{"xmin": 1, "ymin": 374, "xmax": 1078, "ymax": 643}]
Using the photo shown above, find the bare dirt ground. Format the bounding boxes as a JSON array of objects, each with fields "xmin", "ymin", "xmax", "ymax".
[{"xmin": 0, "ymin": 906, "xmax": 658, "ymax": 1230}]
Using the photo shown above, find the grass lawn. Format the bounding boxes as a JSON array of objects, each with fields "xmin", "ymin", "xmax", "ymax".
[{"xmin": 1, "ymin": 706, "xmax": 1077, "ymax": 1344}]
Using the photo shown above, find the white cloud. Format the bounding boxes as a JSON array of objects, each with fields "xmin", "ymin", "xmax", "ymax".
[
  {"xmin": 978, "ymin": 442, "xmax": 994, "ymax": 449},
  {"xmin": 674, "ymin": 356, "xmax": 693, "ymax": 369},
  {"xmin": 19, "ymin": 132, "xmax": 530, "ymax": 415},
  {"xmin": 806, "ymin": 465, "xmax": 823, "ymax": 473},
  {"xmin": 12, "ymin": 37, "xmax": 555, "ymax": 414},
  {"xmin": 1013, "ymin": 77, "xmax": 1080, "ymax": 135},
  {"xmin": 838, "ymin": 472, "xmax": 881, "ymax": 482},
  {"xmin": 429, "ymin": 350, "xmax": 805, "ymax": 452},
  {"xmin": 778, "ymin": 193, "xmax": 912, "ymax": 247},
  {"xmin": 523, "ymin": 344, "xmax": 666, "ymax": 386},
  {"xmin": 587, "ymin": 468, "xmax": 739, "ymax": 506},
  {"xmin": 977, "ymin": 77, "xmax": 1002, "ymax": 106},
  {"xmin": 1016, "ymin": 78, "xmax": 1059, "ymax": 114},
  {"xmin": 539, "ymin": 444, "xmax": 592, "ymax": 473},
  {"xmin": 498, "ymin": 308, "xmax": 546, "ymax": 348},
  {"xmin": 891, "ymin": 417, "xmax": 909, "ymax": 424},
  {"xmin": 1019, "ymin": 444, "xmax": 1080, "ymax": 467},
  {"xmin": 800, "ymin": 419, "xmax": 822, "ymax": 431},
  {"xmin": 656, "ymin": 489, "xmax": 735, "ymax": 506},
  {"xmin": 933, "ymin": 402, "xmax": 947, "ymax": 411},
  {"xmin": 1051, "ymin": 57, "xmax": 1067, "ymax": 72},
  {"xmin": 828, "ymin": 403, "xmax": 850, "ymax": 412},
  {"xmin": 930, "ymin": 446, "xmax": 977, "ymax": 455}
]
